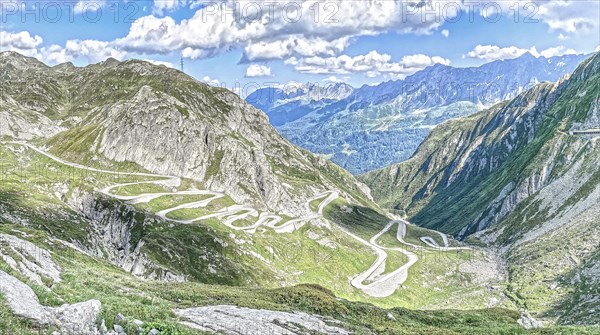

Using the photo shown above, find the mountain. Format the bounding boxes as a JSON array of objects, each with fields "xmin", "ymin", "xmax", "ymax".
[
  {"xmin": 246, "ymin": 82, "xmax": 354, "ymax": 126},
  {"xmin": 0, "ymin": 51, "xmax": 370, "ymax": 218},
  {"xmin": 248, "ymin": 53, "xmax": 590, "ymax": 174},
  {"xmin": 361, "ymin": 52, "xmax": 600, "ymax": 324},
  {"xmin": 0, "ymin": 51, "xmax": 597, "ymax": 333}
]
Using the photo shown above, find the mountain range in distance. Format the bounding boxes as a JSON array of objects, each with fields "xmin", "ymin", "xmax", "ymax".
[{"xmin": 247, "ymin": 52, "xmax": 592, "ymax": 174}]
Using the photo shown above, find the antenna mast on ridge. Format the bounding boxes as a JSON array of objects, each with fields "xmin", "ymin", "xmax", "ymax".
[{"xmin": 180, "ymin": 56, "xmax": 184, "ymax": 73}]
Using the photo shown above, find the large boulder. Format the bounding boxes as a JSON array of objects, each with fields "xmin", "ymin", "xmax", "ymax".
[{"xmin": 0, "ymin": 270, "xmax": 101, "ymax": 334}]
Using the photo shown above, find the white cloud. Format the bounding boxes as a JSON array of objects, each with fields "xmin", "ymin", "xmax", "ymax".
[
  {"xmin": 535, "ymin": 0, "xmax": 598, "ymax": 33},
  {"xmin": 181, "ymin": 47, "xmax": 208, "ymax": 60},
  {"xmin": 465, "ymin": 44, "xmax": 580, "ymax": 61},
  {"xmin": 201, "ymin": 76, "xmax": 220, "ymax": 86},
  {"xmin": 288, "ymin": 51, "xmax": 450, "ymax": 78},
  {"xmin": 0, "ymin": 31, "xmax": 43, "ymax": 56},
  {"xmin": 539, "ymin": 46, "xmax": 576, "ymax": 58},
  {"xmin": 41, "ymin": 39, "xmax": 127, "ymax": 65},
  {"xmin": 142, "ymin": 59, "xmax": 176, "ymax": 68},
  {"xmin": 41, "ymin": 44, "xmax": 71, "ymax": 64},
  {"xmin": 245, "ymin": 64, "xmax": 272, "ymax": 77},
  {"xmin": 323, "ymin": 76, "xmax": 346, "ymax": 83},
  {"xmin": 63, "ymin": 40, "xmax": 128, "ymax": 63},
  {"xmin": 465, "ymin": 45, "xmax": 534, "ymax": 61},
  {"xmin": 2, "ymin": 38, "xmax": 126, "ymax": 65},
  {"xmin": 111, "ymin": 0, "xmax": 456, "ymax": 61},
  {"xmin": 480, "ymin": 1, "xmax": 599, "ymax": 34},
  {"xmin": 5, "ymin": 0, "xmax": 596, "ymax": 74},
  {"xmin": 558, "ymin": 33, "xmax": 569, "ymax": 40},
  {"xmin": 241, "ymin": 36, "xmax": 349, "ymax": 62}
]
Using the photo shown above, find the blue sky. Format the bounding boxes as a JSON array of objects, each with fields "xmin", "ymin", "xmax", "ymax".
[{"xmin": 1, "ymin": 0, "xmax": 599, "ymax": 95}]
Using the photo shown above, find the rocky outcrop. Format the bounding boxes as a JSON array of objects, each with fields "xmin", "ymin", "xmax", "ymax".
[
  {"xmin": 174, "ymin": 305, "xmax": 350, "ymax": 335},
  {"xmin": 0, "ymin": 270, "xmax": 101, "ymax": 334},
  {"xmin": 0, "ymin": 109, "xmax": 64, "ymax": 140},
  {"xmin": 66, "ymin": 188, "xmax": 185, "ymax": 282},
  {"xmin": 0, "ymin": 233, "xmax": 62, "ymax": 287},
  {"xmin": 518, "ymin": 311, "xmax": 544, "ymax": 329}
]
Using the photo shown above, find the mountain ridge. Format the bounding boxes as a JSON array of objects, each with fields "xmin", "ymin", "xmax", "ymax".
[
  {"xmin": 361, "ymin": 52, "xmax": 600, "ymax": 324},
  {"xmin": 0, "ymin": 51, "xmax": 373, "ymax": 217},
  {"xmin": 248, "ymin": 52, "xmax": 591, "ymax": 174},
  {"xmin": 1, "ymin": 50, "xmax": 599, "ymax": 332}
]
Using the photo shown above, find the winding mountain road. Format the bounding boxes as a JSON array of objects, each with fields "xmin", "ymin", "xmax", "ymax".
[
  {"xmin": 4, "ymin": 142, "xmax": 336, "ymax": 235},
  {"xmin": 346, "ymin": 219, "xmax": 470, "ymax": 297},
  {"xmin": 347, "ymin": 221, "xmax": 418, "ymax": 297},
  {"xmin": 4, "ymin": 141, "xmax": 469, "ymax": 298}
]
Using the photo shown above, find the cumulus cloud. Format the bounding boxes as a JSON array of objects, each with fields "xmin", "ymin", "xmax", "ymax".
[
  {"xmin": 202, "ymin": 75, "xmax": 221, "ymax": 86},
  {"xmin": 63, "ymin": 40, "xmax": 128, "ymax": 63},
  {"xmin": 288, "ymin": 51, "xmax": 450, "ymax": 78},
  {"xmin": 538, "ymin": 46, "xmax": 576, "ymax": 58},
  {"xmin": 1, "ymin": 30, "xmax": 129, "ymax": 65},
  {"xmin": 465, "ymin": 44, "xmax": 579, "ymax": 61},
  {"xmin": 534, "ymin": 0, "xmax": 598, "ymax": 33},
  {"xmin": 111, "ymin": 0, "xmax": 455, "ymax": 61},
  {"xmin": 83, "ymin": 0, "xmax": 599, "ymax": 62},
  {"xmin": 245, "ymin": 64, "xmax": 272, "ymax": 77},
  {"xmin": 465, "ymin": 45, "xmax": 533, "ymax": 61},
  {"xmin": 4, "ymin": 0, "xmax": 596, "ymax": 75},
  {"xmin": 142, "ymin": 59, "xmax": 176, "ymax": 68},
  {"xmin": 0, "ymin": 31, "xmax": 43, "ymax": 56},
  {"xmin": 241, "ymin": 36, "xmax": 349, "ymax": 63}
]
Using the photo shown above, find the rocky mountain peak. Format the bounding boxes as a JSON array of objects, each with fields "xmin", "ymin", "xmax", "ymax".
[{"xmin": 1, "ymin": 51, "xmax": 372, "ymax": 217}]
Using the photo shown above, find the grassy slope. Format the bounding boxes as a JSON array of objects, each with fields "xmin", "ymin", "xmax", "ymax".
[
  {"xmin": 362, "ymin": 54, "xmax": 600, "ymax": 325},
  {"xmin": 2, "ymin": 224, "xmax": 599, "ymax": 335},
  {"xmin": 361, "ymin": 54, "xmax": 599, "ymax": 236},
  {"xmin": 322, "ymin": 199, "xmax": 514, "ymax": 311},
  {"xmin": 27, "ymin": 56, "xmax": 378, "ymax": 217},
  {"xmin": 0, "ymin": 143, "xmax": 376, "ymax": 299},
  {"xmin": 1, "ymin": 132, "xmax": 599, "ymax": 333}
]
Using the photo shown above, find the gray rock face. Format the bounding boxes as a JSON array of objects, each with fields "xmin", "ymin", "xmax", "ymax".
[
  {"xmin": 88, "ymin": 82, "xmax": 358, "ymax": 217},
  {"xmin": 113, "ymin": 325, "xmax": 126, "ymax": 335},
  {"xmin": 0, "ymin": 52, "xmax": 66, "ymax": 140},
  {"xmin": 66, "ymin": 189, "xmax": 184, "ymax": 282},
  {"xmin": 0, "ymin": 270, "xmax": 101, "ymax": 334},
  {"xmin": 175, "ymin": 305, "xmax": 350, "ymax": 335},
  {"xmin": 0, "ymin": 233, "xmax": 62, "ymax": 287},
  {"xmin": 0, "ymin": 109, "xmax": 64, "ymax": 140},
  {"xmin": 0, "ymin": 51, "xmax": 371, "ymax": 218},
  {"xmin": 0, "ymin": 270, "xmax": 52, "ymax": 323},
  {"xmin": 518, "ymin": 311, "xmax": 544, "ymax": 329}
]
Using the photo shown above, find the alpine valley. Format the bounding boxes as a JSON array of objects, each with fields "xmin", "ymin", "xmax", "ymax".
[
  {"xmin": 247, "ymin": 53, "xmax": 590, "ymax": 174},
  {"xmin": 0, "ymin": 49, "xmax": 599, "ymax": 335}
]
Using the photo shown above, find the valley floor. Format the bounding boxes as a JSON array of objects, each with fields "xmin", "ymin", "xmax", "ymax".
[{"xmin": 1, "ymin": 142, "xmax": 598, "ymax": 334}]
